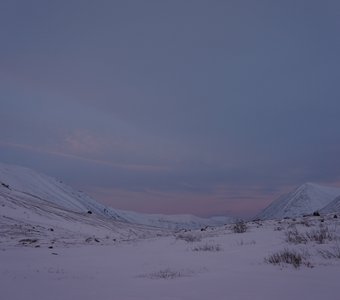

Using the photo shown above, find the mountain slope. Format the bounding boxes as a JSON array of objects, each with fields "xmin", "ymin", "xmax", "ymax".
[
  {"xmin": 256, "ymin": 183, "xmax": 340, "ymax": 220},
  {"xmin": 0, "ymin": 162, "xmax": 234, "ymax": 229},
  {"xmin": 0, "ymin": 182, "xmax": 167, "ymax": 248},
  {"xmin": 321, "ymin": 195, "xmax": 340, "ymax": 214}
]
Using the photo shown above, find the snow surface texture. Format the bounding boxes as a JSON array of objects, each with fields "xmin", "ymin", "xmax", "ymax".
[
  {"xmin": 1, "ymin": 216, "xmax": 340, "ymax": 300},
  {"xmin": 256, "ymin": 183, "xmax": 340, "ymax": 220},
  {"xmin": 0, "ymin": 162, "xmax": 235, "ymax": 230}
]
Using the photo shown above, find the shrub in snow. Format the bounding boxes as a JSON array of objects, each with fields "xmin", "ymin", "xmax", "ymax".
[
  {"xmin": 192, "ymin": 243, "xmax": 222, "ymax": 252},
  {"xmin": 298, "ymin": 219, "xmax": 311, "ymax": 227},
  {"xmin": 285, "ymin": 227, "xmax": 308, "ymax": 244},
  {"xmin": 148, "ymin": 268, "xmax": 181, "ymax": 279},
  {"xmin": 305, "ymin": 226, "xmax": 334, "ymax": 244},
  {"xmin": 265, "ymin": 248, "xmax": 311, "ymax": 268},
  {"xmin": 285, "ymin": 225, "xmax": 334, "ymax": 245},
  {"xmin": 318, "ymin": 243, "xmax": 340, "ymax": 259},
  {"xmin": 236, "ymin": 239, "xmax": 256, "ymax": 246},
  {"xmin": 85, "ymin": 237, "xmax": 100, "ymax": 243},
  {"xmin": 232, "ymin": 221, "xmax": 247, "ymax": 233},
  {"xmin": 19, "ymin": 238, "xmax": 38, "ymax": 245},
  {"xmin": 175, "ymin": 233, "xmax": 202, "ymax": 243}
]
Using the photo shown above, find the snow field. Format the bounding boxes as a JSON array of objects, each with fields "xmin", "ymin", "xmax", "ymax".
[{"xmin": 1, "ymin": 218, "xmax": 340, "ymax": 300}]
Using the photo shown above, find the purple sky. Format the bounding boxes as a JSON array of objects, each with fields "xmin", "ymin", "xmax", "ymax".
[{"xmin": 1, "ymin": 0, "xmax": 340, "ymax": 217}]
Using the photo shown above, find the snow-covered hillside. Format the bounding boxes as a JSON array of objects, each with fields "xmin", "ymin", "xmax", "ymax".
[
  {"xmin": 0, "ymin": 180, "xmax": 167, "ymax": 248},
  {"xmin": 0, "ymin": 162, "xmax": 234, "ymax": 230},
  {"xmin": 256, "ymin": 183, "xmax": 340, "ymax": 220},
  {"xmin": 321, "ymin": 195, "xmax": 340, "ymax": 214}
]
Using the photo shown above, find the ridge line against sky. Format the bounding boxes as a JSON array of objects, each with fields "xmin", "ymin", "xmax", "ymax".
[{"xmin": 1, "ymin": 0, "xmax": 340, "ymax": 217}]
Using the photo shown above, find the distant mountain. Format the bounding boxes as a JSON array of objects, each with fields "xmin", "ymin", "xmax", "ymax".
[
  {"xmin": 321, "ymin": 195, "xmax": 340, "ymax": 214},
  {"xmin": 0, "ymin": 162, "xmax": 234, "ymax": 229},
  {"xmin": 256, "ymin": 183, "xmax": 340, "ymax": 220}
]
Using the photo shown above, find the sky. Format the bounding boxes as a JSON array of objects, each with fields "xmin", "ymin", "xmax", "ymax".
[{"xmin": 1, "ymin": 0, "xmax": 340, "ymax": 217}]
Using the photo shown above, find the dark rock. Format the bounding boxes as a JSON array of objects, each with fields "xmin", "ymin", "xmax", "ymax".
[{"xmin": 1, "ymin": 182, "xmax": 10, "ymax": 189}]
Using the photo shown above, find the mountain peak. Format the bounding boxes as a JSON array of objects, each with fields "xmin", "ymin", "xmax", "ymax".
[
  {"xmin": 298, "ymin": 182, "xmax": 323, "ymax": 191},
  {"xmin": 256, "ymin": 183, "xmax": 340, "ymax": 220}
]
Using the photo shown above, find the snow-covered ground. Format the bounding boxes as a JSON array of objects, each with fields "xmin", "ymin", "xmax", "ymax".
[
  {"xmin": 1, "ymin": 216, "xmax": 340, "ymax": 300},
  {"xmin": 1, "ymin": 162, "xmax": 340, "ymax": 299}
]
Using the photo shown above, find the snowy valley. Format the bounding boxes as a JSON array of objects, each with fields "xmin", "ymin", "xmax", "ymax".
[{"xmin": 1, "ymin": 162, "xmax": 340, "ymax": 300}]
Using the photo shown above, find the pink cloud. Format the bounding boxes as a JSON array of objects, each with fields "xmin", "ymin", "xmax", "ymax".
[{"xmin": 62, "ymin": 130, "xmax": 108, "ymax": 155}]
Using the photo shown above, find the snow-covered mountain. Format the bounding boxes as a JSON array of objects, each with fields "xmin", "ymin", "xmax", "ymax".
[
  {"xmin": 256, "ymin": 183, "xmax": 340, "ymax": 220},
  {"xmin": 0, "ymin": 181, "xmax": 163, "ymax": 247},
  {"xmin": 321, "ymin": 195, "xmax": 340, "ymax": 214},
  {"xmin": 0, "ymin": 162, "xmax": 234, "ymax": 229}
]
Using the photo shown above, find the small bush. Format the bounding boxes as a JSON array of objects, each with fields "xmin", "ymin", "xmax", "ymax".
[
  {"xmin": 265, "ymin": 248, "xmax": 310, "ymax": 268},
  {"xmin": 298, "ymin": 220, "xmax": 311, "ymax": 227},
  {"xmin": 232, "ymin": 221, "xmax": 247, "ymax": 233},
  {"xmin": 285, "ymin": 228, "xmax": 308, "ymax": 244},
  {"xmin": 192, "ymin": 243, "xmax": 222, "ymax": 252},
  {"xmin": 305, "ymin": 226, "xmax": 334, "ymax": 244},
  {"xmin": 147, "ymin": 268, "xmax": 181, "ymax": 279},
  {"xmin": 85, "ymin": 236, "xmax": 100, "ymax": 243},
  {"xmin": 175, "ymin": 233, "xmax": 202, "ymax": 243},
  {"xmin": 318, "ymin": 243, "xmax": 340, "ymax": 259},
  {"xmin": 285, "ymin": 226, "xmax": 334, "ymax": 245},
  {"xmin": 19, "ymin": 238, "xmax": 38, "ymax": 245}
]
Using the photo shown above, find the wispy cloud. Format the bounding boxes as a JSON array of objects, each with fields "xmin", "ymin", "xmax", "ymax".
[{"xmin": 0, "ymin": 140, "xmax": 171, "ymax": 172}]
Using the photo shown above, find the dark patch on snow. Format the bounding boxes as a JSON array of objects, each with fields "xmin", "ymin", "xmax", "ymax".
[{"xmin": 1, "ymin": 182, "xmax": 10, "ymax": 189}]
